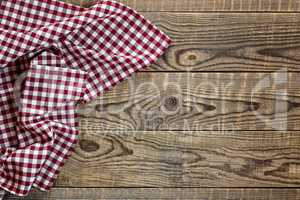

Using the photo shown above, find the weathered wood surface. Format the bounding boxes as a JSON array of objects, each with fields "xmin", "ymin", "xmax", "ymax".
[
  {"xmin": 5, "ymin": 0, "xmax": 298, "ymax": 199},
  {"xmin": 6, "ymin": 188, "xmax": 300, "ymax": 200},
  {"xmin": 66, "ymin": 0, "xmax": 300, "ymax": 12},
  {"xmin": 139, "ymin": 12, "xmax": 300, "ymax": 72},
  {"xmin": 57, "ymin": 12, "xmax": 300, "ymax": 72},
  {"xmin": 60, "ymin": 3, "xmax": 300, "ymax": 72},
  {"xmin": 79, "ymin": 72, "xmax": 300, "ymax": 131},
  {"xmin": 54, "ymin": 130, "xmax": 300, "ymax": 187}
]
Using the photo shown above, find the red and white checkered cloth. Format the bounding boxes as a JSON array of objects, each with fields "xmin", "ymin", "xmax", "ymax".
[{"xmin": 0, "ymin": 0, "xmax": 171, "ymax": 196}]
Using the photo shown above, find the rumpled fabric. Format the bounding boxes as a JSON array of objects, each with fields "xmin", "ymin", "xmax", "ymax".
[{"xmin": 0, "ymin": 0, "xmax": 171, "ymax": 196}]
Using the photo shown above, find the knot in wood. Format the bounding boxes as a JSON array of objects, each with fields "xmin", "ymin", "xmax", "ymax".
[
  {"xmin": 163, "ymin": 96, "xmax": 179, "ymax": 112},
  {"xmin": 79, "ymin": 139, "xmax": 100, "ymax": 152}
]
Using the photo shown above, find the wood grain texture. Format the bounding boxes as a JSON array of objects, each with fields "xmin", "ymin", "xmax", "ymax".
[
  {"xmin": 65, "ymin": 0, "xmax": 300, "ymax": 12},
  {"xmin": 55, "ymin": 130, "xmax": 300, "ymax": 187},
  {"xmin": 47, "ymin": 10, "xmax": 300, "ymax": 71},
  {"xmin": 79, "ymin": 72, "xmax": 300, "ymax": 131},
  {"xmin": 6, "ymin": 188, "xmax": 300, "ymax": 200},
  {"xmin": 142, "ymin": 12, "xmax": 300, "ymax": 72}
]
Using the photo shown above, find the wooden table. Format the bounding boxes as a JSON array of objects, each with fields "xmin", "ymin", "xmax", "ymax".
[{"xmin": 5, "ymin": 0, "xmax": 300, "ymax": 199}]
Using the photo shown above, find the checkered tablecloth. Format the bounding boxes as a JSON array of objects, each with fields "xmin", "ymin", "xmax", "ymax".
[{"xmin": 0, "ymin": 0, "xmax": 171, "ymax": 196}]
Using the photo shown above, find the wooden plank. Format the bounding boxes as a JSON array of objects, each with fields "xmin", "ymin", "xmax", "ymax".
[
  {"xmin": 142, "ymin": 12, "xmax": 300, "ymax": 72},
  {"xmin": 6, "ymin": 188, "xmax": 300, "ymax": 199},
  {"xmin": 37, "ymin": 11, "xmax": 300, "ymax": 72},
  {"xmin": 64, "ymin": 0, "xmax": 300, "ymax": 12},
  {"xmin": 55, "ymin": 130, "xmax": 300, "ymax": 187},
  {"xmin": 79, "ymin": 72, "xmax": 300, "ymax": 131},
  {"xmin": 66, "ymin": 11, "xmax": 300, "ymax": 72}
]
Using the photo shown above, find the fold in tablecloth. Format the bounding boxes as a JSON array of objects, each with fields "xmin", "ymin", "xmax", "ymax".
[{"xmin": 0, "ymin": 0, "xmax": 171, "ymax": 196}]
